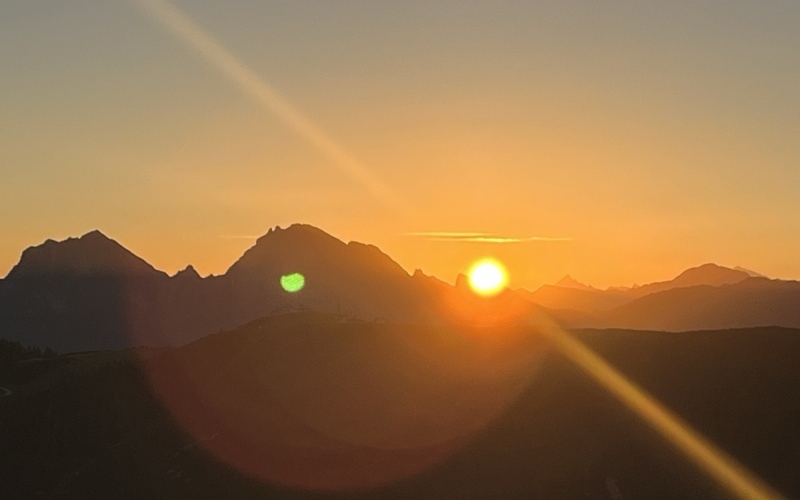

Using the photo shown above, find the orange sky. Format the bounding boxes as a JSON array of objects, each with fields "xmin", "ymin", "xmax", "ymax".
[{"xmin": 1, "ymin": 1, "xmax": 799, "ymax": 289}]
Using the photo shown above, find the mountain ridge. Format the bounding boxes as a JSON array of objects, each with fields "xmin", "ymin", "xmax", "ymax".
[
  {"xmin": 6, "ymin": 230, "xmax": 163, "ymax": 279},
  {"xmin": 0, "ymin": 225, "xmax": 441, "ymax": 351},
  {"xmin": 0, "ymin": 225, "xmax": 796, "ymax": 351}
]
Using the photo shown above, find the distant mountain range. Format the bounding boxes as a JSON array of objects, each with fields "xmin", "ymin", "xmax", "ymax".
[
  {"xmin": 520, "ymin": 263, "xmax": 760, "ymax": 312},
  {"xmin": 1, "ymin": 224, "xmax": 799, "ymax": 351}
]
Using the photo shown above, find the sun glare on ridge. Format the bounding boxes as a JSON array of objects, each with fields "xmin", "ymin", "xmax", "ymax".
[{"xmin": 468, "ymin": 258, "xmax": 508, "ymax": 296}]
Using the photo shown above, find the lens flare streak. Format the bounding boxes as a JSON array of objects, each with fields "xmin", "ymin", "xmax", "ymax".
[
  {"xmin": 129, "ymin": 0, "xmax": 403, "ymax": 212},
  {"xmin": 128, "ymin": 2, "xmax": 785, "ymax": 497},
  {"xmin": 540, "ymin": 324, "xmax": 786, "ymax": 500}
]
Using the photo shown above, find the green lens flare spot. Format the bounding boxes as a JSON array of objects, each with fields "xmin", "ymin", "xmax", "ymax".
[{"xmin": 280, "ymin": 272, "xmax": 305, "ymax": 293}]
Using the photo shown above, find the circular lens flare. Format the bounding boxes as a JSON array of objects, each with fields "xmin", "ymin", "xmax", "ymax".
[
  {"xmin": 468, "ymin": 259, "xmax": 508, "ymax": 296},
  {"xmin": 280, "ymin": 272, "xmax": 306, "ymax": 293}
]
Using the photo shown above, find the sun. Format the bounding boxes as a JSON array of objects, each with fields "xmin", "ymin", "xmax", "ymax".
[{"xmin": 468, "ymin": 258, "xmax": 508, "ymax": 296}]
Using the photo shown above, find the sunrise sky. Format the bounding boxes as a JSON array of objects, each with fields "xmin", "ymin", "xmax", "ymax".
[{"xmin": 2, "ymin": 1, "xmax": 798, "ymax": 289}]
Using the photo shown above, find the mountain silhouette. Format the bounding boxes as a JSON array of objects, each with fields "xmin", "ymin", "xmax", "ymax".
[
  {"xmin": 554, "ymin": 275, "xmax": 597, "ymax": 291},
  {"xmin": 582, "ymin": 277, "xmax": 800, "ymax": 331},
  {"xmin": 734, "ymin": 266, "xmax": 767, "ymax": 278},
  {"xmin": 0, "ymin": 231, "xmax": 172, "ymax": 351},
  {"xmin": 0, "ymin": 225, "xmax": 447, "ymax": 352},
  {"xmin": 0, "ymin": 226, "xmax": 797, "ymax": 351},
  {"xmin": 7, "ymin": 230, "xmax": 163, "ymax": 279},
  {"xmin": 627, "ymin": 263, "xmax": 751, "ymax": 298},
  {"xmin": 224, "ymin": 224, "xmax": 428, "ymax": 323},
  {"xmin": 173, "ymin": 264, "xmax": 202, "ymax": 280},
  {"xmin": 522, "ymin": 263, "xmax": 758, "ymax": 314},
  {"xmin": 519, "ymin": 285, "xmax": 629, "ymax": 313}
]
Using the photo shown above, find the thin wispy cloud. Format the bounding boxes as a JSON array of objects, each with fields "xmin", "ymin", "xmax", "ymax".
[
  {"xmin": 217, "ymin": 234, "xmax": 260, "ymax": 240},
  {"xmin": 405, "ymin": 232, "xmax": 572, "ymax": 243},
  {"xmin": 405, "ymin": 232, "xmax": 497, "ymax": 238}
]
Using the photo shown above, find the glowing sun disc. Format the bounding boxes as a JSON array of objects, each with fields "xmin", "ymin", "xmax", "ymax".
[{"xmin": 468, "ymin": 259, "xmax": 508, "ymax": 296}]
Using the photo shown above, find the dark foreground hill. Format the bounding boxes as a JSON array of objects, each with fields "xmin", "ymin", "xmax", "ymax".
[{"xmin": 1, "ymin": 317, "xmax": 798, "ymax": 499}]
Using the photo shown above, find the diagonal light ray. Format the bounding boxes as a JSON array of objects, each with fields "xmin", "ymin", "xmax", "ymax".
[
  {"xmin": 130, "ymin": 0, "xmax": 404, "ymax": 212},
  {"xmin": 539, "ymin": 322, "xmax": 786, "ymax": 500},
  {"xmin": 129, "ymin": 2, "xmax": 783, "ymax": 497}
]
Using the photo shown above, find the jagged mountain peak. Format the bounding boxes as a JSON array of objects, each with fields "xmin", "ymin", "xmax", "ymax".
[
  {"xmin": 227, "ymin": 224, "xmax": 408, "ymax": 280},
  {"xmin": 554, "ymin": 275, "xmax": 597, "ymax": 291},
  {"xmin": 6, "ymin": 230, "xmax": 160, "ymax": 279},
  {"xmin": 454, "ymin": 273, "xmax": 470, "ymax": 290},
  {"xmin": 81, "ymin": 229, "xmax": 111, "ymax": 241},
  {"xmin": 174, "ymin": 264, "xmax": 201, "ymax": 279},
  {"xmin": 256, "ymin": 223, "xmax": 340, "ymax": 246}
]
